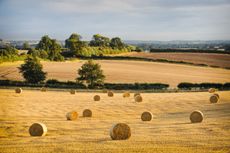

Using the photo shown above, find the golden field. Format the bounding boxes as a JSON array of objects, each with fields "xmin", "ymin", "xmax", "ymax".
[
  {"xmin": 0, "ymin": 89, "xmax": 230, "ymax": 153},
  {"xmin": 0, "ymin": 60, "xmax": 230, "ymax": 87},
  {"xmin": 119, "ymin": 52, "xmax": 230, "ymax": 68}
]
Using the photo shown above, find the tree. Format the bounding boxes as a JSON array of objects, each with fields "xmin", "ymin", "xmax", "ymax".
[
  {"xmin": 65, "ymin": 33, "xmax": 87, "ymax": 56},
  {"xmin": 36, "ymin": 35, "xmax": 64, "ymax": 61},
  {"xmin": 18, "ymin": 56, "xmax": 47, "ymax": 83},
  {"xmin": 65, "ymin": 33, "xmax": 82, "ymax": 49},
  {"xmin": 49, "ymin": 39, "xmax": 63, "ymax": 61},
  {"xmin": 0, "ymin": 45, "xmax": 18, "ymax": 57},
  {"xmin": 23, "ymin": 42, "xmax": 31, "ymax": 50},
  {"xmin": 110, "ymin": 37, "xmax": 124, "ymax": 49},
  {"xmin": 77, "ymin": 60, "xmax": 105, "ymax": 88},
  {"xmin": 89, "ymin": 34, "xmax": 110, "ymax": 47},
  {"xmin": 36, "ymin": 35, "xmax": 52, "ymax": 52}
]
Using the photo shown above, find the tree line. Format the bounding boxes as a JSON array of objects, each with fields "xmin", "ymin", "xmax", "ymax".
[{"xmin": 0, "ymin": 33, "xmax": 138, "ymax": 63}]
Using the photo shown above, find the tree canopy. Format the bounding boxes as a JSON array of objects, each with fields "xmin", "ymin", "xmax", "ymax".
[
  {"xmin": 18, "ymin": 56, "xmax": 47, "ymax": 83},
  {"xmin": 65, "ymin": 33, "xmax": 87, "ymax": 56},
  {"xmin": 36, "ymin": 35, "xmax": 64, "ymax": 61},
  {"xmin": 77, "ymin": 60, "xmax": 105, "ymax": 88},
  {"xmin": 89, "ymin": 34, "xmax": 110, "ymax": 47},
  {"xmin": 110, "ymin": 37, "xmax": 125, "ymax": 49}
]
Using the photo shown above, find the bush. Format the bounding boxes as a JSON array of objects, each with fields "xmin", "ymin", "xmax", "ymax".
[
  {"xmin": 223, "ymin": 83, "xmax": 230, "ymax": 89},
  {"xmin": 177, "ymin": 82, "xmax": 229, "ymax": 90},
  {"xmin": 46, "ymin": 79, "xmax": 60, "ymax": 84},
  {"xmin": 104, "ymin": 83, "xmax": 169, "ymax": 90}
]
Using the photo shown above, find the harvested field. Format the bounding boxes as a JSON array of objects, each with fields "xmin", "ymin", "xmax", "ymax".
[
  {"xmin": 0, "ymin": 60, "xmax": 230, "ymax": 87},
  {"xmin": 0, "ymin": 89, "xmax": 229, "ymax": 153},
  {"xmin": 122, "ymin": 52, "xmax": 230, "ymax": 68}
]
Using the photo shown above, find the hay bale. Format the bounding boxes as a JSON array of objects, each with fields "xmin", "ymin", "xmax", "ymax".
[
  {"xmin": 94, "ymin": 95, "xmax": 100, "ymax": 101},
  {"xmin": 110, "ymin": 123, "xmax": 131, "ymax": 140},
  {"xmin": 123, "ymin": 92, "xmax": 130, "ymax": 98},
  {"xmin": 210, "ymin": 94, "xmax": 219, "ymax": 103},
  {"xmin": 70, "ymin": 89, "xmax": 76, "ymax": 94},
  {"xmin": 208, "ymin": 88, "xmax": 216, "ymax": 93},
  {"xmin": 190, "ymin": 110, "xmax": 203, "ymax": 123},
  {"xmin": 15, "ymin": 88, "xmax": 22, "ymax": 93},
  {"xmin": 108, "ymin": 91, "xmax": 114, "ymax": 97},
  {"xmin": 134, "ymin": 93, "xmax": 140, "ymax": 98},
  {"xmin": 141, "ymin": 111, "xmax": 153, "ymax": 121},
  {"xmin": 66, "ymin": 111, "xmax": 78, "ymax": 120},
  {"xmin": 29, "ymin": 123, "xmax": 47, "ymax": 136},
  {"xmin": 213, "ymin": 93, "xmax": 220, "ymax": 99},
  {"xmin": 83, "ymin": 109, "xmax": 92, "ymax": 117},
  {"xmin": 135, "ymin": 95, "xmax": 143, "ymax": 102},
  {"xmin": 40, "ymin": 87, "xmax": 47, "ymax": 92}
]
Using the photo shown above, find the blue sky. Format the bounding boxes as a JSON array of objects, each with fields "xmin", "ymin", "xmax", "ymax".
[{"xmin": 0, "ymin": 0, "xmax": 229, "ymax": 40}]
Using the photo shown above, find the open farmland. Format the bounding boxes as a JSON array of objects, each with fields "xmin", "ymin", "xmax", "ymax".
[
  {"xmin": 120, "ymin": 52, "xmax": 230, "ymax": 69},
  {"xmin": 0, "ymin": 60, "xmax": 230, "ymax": 88},
  {"xmin": 0, "ymin": 89, "xmax": 229, "ymax": 153}
]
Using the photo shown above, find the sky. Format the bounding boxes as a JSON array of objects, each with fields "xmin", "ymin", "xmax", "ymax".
[{"xmin": 0, "ymin": 0, "xmax": 230, "ymax": 41}]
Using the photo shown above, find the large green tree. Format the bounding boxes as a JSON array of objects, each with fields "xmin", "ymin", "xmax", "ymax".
[
  {"xmin": 19, "ymin": 56, "xmax": 47, "ymax": 83},
  {"xmin": 36, "ymin": 35, "xmax": 63, "ymax": 61},
  {"xmin": 36, "ymin": 35, "xmax": 52, "ymax": 52},
  {"xmin": 110, "ymin": 37, "xmax": 125, "ymax": 49},
  {"xmin": 65, "ymin": 33, "xmax": 81, "ymax": 49},
  {"xmin": 65, "ymin": 33, "xmax": 87, "ymax": 56},
  {"xmin": 89, "ymin": 34, "xmax": 110, "ymax": 47},
  {"xmin": 77, "ymin": 60, "xmax": 105, "ymax": 88}
]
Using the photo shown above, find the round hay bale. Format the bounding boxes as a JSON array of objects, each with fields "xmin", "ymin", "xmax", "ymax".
[
  {"xmin": 15, "ymin": 88, "xmax": 22, "ymax": 94},
  {"xmin": 141, "ymin": 111, "xmax": 153, "ymax": 121},
  {"xmin": 66, "ymin": 111, "xmax": 78, "ymax": 120},
  {"xmin": 190, "ymin": 110, "xmax": 204, "ymax": 123},
  {"xmin": 94, "ymin": 95, "xmax": 100, "ymax": 101},
  {"xmin": 213, "ymin": 93, "xmax": 220, "ymax": 99},
  {"xmin": 123, "ymin": 92, "xmax": 130, "ymax": 98},
  {"xmin": 110, "ymin": 123, "xmax": 131, "ymax": 140},
  {"xmin": 210, "ymin": 95, "xmax": 219, "ymax": 103},
  {"xmin": 40, "ymin": 87, "xmax": 47, "ymax": 92},
  {"xmin": 134, "ymin": 93, "xmax": 140, "ymax": 98},
  {"xmin": 29, "ymin": 123, "xmax": 47, "ymax": 136},
  {"xmin": 208, "ymin": 88, "xmax": 216, "ymax": 93},
  {"xmin": 108, "ymin": 91, "xmax": 114, "ymax": 97},
  {"xmin": 135, "ymin": 95, "xmax": 143, "ymax": 102},
  {"xmin": 70, "ymin": 89, "xmax": 76, "ymax": 94},
  {"xmin": 83, "ymin": 109, "xmax": 92, "ymax": 117}
]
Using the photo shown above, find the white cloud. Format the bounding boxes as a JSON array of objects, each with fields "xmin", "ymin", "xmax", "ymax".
[{"xmin": 0, "ymin": 0, "xmax": 230, "ymax": 40}]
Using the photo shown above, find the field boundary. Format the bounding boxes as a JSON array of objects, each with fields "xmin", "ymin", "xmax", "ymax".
[
  {"xmin": 0, "ymin": 86, "xmax": 215, "ymax": 93},
  {"xmin": 1, "ymin": 80, "xmax": 230, "ymax": 93}
]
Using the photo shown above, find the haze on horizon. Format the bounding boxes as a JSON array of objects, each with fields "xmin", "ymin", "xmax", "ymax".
[{"xmin": 0, "ymin": 0, "xmax": 230, "ymax": 41}]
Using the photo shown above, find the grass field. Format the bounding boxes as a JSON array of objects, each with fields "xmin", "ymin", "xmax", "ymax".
[
  {"xmin": 0, "ymin": 89, "xmax": 229, "ymax": 153},
  {"xmin": 0, "ymin": 60, "xmax": 230, "ymax": 87},
  {"xmin": 120, "ymin": 52, "xmax": 230, "ymax": 68}
]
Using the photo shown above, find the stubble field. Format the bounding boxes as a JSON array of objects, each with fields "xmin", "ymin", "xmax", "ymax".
[
  {"xmin": 0, "ymin": 60, "xmax": 230, "ymax": 87},
  {"xmin": 121, "ymin": 52, "xmax": 230, "ymax": 68},
  {"xmin": 0, "ymin": 89, "xmax": 230, "ymax": 153}
]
